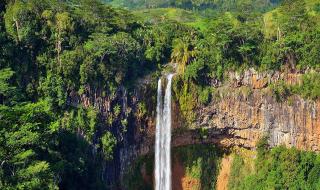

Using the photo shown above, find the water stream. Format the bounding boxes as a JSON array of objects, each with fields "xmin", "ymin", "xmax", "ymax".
[{"xmin": 155, "ymin": 74, "xmax": 174, "ymax": 190}]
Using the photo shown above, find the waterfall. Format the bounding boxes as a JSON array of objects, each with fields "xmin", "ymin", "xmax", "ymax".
[
  {"xmin": 155, "ymin": 74, "xmax": 174, "ymax": 190},
  {"xmin": 155, "ymin": 78, "xmax": 162, "ymax": 190}
]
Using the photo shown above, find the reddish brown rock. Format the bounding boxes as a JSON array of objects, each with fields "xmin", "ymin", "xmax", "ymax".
[{"xmin": 216, "ymin": 155, "xmax": 233, "ymax": 190}]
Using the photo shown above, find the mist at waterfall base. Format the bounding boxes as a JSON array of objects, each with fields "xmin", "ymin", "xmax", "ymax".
[{"xmin": 155, "ymin": 74, "xmax": 174, "ymax": 190}]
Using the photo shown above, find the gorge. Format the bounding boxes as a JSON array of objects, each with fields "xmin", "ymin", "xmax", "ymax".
[{"xmin": 1, "ymin": 0, "xmax": 320, "ymax": 189}]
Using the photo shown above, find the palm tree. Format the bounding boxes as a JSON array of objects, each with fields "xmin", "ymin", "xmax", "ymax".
[{"xmin": 171, "ymin": 38, "xmax": 196, "ymax": 74}]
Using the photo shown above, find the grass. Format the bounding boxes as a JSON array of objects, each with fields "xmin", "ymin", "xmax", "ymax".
[
  {"xmin": 133, "ymin": 8, "xmax": 209, "ymax": 31},
  {"xmin": 263, "ymin": 0, "xmax": 320, "ymax": 39}
]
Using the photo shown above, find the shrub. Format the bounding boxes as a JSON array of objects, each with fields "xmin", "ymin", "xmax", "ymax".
[
  {"xmin": 228, "ymin": 138, "xmax": 320, "ymax": 190},
  {"xmin": 293, "ymin": 73, "xmax": 320, "ymax": 100},
  {"xmin": 198, "ymin": 87, "xmax": 212, "ymax": 105},
  {"xmin": 101, "ymin": 132, "xmax": 117, "ymax": 160},
  {"xmin": 174, "ymin": 145, "xmax": 222, "ymax": 190},
  {"xmin": 270, "ymin": 80, "xmax": 291, "ymax": 102},
  {"xmin": 136, "ymin": 102, "xmax": 147, "ymax": 120},
  {"xmin": 113, "ymin": 104, "xmax": 121, "ymax": 117},
  {"xmin": 172, "ymin": 76, "xmax": 197, "ymax": 125}
]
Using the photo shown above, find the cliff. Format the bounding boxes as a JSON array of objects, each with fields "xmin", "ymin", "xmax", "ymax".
[
  {"xmin": 118, "ymin": 68, "xmax": 320, "ymax": 186},
  {"xmin": 68, "ymin": 68, "xmax": 320, "ymax": 188},
  {"xmin": 125, "ymin": 68, "xmax": 319, "ymax": 153},
  {"xmin": 193, "ymin": 68, "xmax": 320, "ymax": 151}
]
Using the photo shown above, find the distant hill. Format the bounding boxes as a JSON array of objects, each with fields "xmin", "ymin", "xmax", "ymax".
[
  {"xmin": 104, "ymin": 0, "xmax": 283, "ymax": 13},
  {"xmin": 132, "ymin": 8, "xmax": 208, "ymax": 30}
]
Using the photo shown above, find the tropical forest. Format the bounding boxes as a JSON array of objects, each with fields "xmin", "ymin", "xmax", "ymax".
[{"xmin": 1, "ymin": 0, "xmax": 320, "ymax": 189}]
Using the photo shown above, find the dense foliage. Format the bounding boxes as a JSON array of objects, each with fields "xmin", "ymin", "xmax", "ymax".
[
  {"xmin": 0, "ymin": 0, "xmax": 162, "ymax": 188},
  {"xmin": 228, "ymin": 138, "xmax": 320, "ymax": 190},
  {"xmin": 174, "ymin": 145, "xmax": 222, "ymax": 190},
  {"xmin": 0, "ymin": 0, "xmax": 210, "ymax": 188},
  {"xmin": 270, "ymin": 72, "xmax": 320, "ymax": 102}
]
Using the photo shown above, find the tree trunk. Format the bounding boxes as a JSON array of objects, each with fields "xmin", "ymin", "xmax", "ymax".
[
  {"xmin": 0, "ymin": 94, "xmax": 3, "ymax": 105},
  {"xmin": 13, "ymin": 17, "xmax": 21, "ymax": 42},
  {"xmin": 56, "ymin": 27, "xmax": 62, "ymax": 68}
]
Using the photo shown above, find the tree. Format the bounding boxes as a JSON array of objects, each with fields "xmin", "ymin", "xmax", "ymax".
[
  {"xmin": 4, "ymin": 0, "xmax": 42, "ymax": 45},
  {"xmin": 0, "ymin": 25, "xmax": 13, "ymax": 69},
  {"xmin": 0, "ymin": 101, "xmax": 58, "ymax": 189},
  {"xmin": 171, "ymin": 37, "xmax": 196, "ymax": 74},
  {"xmin": 42, "ymin": 10, "xmax": 74, "ymax": 68},
  {"xmin": 101, "ymin": 132, "xmax": 117, "ymax": 160},
  {"xmin": 279, "ymin": 0, "xmax": 309, "ymax": 33},
  {"xmin": 0, "ymin": 68, "xmax": 15, "ymax": 104}
]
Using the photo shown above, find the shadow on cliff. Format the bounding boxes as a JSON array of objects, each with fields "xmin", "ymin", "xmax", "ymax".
[
  {"xmin": 172, "ymin": 144, "xmax": 225, "ymax": 190},
  {"xmin": 50, "ymin": 130, "xmax": 108, "ymax": 190}
]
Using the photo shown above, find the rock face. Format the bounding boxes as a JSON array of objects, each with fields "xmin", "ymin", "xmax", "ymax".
[
  {"xmin": 196, "ymin": 90, "xmax": 320, "ymax": 151},
  {"xmin": 69, "ymin": 69, "xmax": 320, "ymax": 188},
  {"xmin": 194, "ymin": 69, "xmax": 320, "ymax": 151},
  {"xmin": 67, "ymin": 81, "xmax": 157, "ymax": 187}
]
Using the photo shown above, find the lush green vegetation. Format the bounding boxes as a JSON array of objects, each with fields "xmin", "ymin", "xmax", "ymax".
[
  {"xmin": 122, "ymin": 154, "xmax": 154, "ymax": 190},
  {"xmin": 229, "ymin": 138, "xmax": 320, "ymax": 190},
  {"xmin": 270, "ymin": 72, "xmax": 320, "ymax": 102},
  {"xmin": 293, "ymin": 73, "xmax": 320, "ymax": 100},
  {"xmin": 0, "ymin": 0, "xmax": 167, "ymax": 188},
  {"xmin": 133, "ymin": 8, "xmax": 209, "ymax": 30},
  {"xmin": 0, "ymin": 0, "xmax": 204, "ymax": 188},
  {"xmin": 167, "ymin": 0, "xmax": 320, "ymax": 124},
  {"xmin": 0, "ymin": 101, "xmax": 110, "ymax": 189}
]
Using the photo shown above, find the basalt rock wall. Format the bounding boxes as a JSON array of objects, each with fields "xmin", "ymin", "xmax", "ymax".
[
  {"xmin": 193, "ymin": 69, "xmax": 320, "ymax": 151},
  {"xmin": 196, "ymin": 89, "xmax": 320, "ymax": 151},
  {"xmin": 68, "ymin": 69, "xmax": 320, "ymax": 188}
]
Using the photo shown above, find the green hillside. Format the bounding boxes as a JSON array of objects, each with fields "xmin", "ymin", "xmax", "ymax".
[
  {"xmin": 105, "ymin": 0, "xmax": 283, "ymax": 13},
  {"xmin": 263, "ymin": 0, "xmax": 320, "ymax": 38},
  {"xmin": 133, "ymin": 8, "xmax": 208, "ymax": 30}
]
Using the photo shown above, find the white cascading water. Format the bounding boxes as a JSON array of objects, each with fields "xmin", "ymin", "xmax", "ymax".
[
  {"xmin": 155, "ymin": 74, "xmax": 174, "ymax": 190},
  {"xmin": 155, "ymin": 78, "xmax": 162, "ymax": 190}
]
